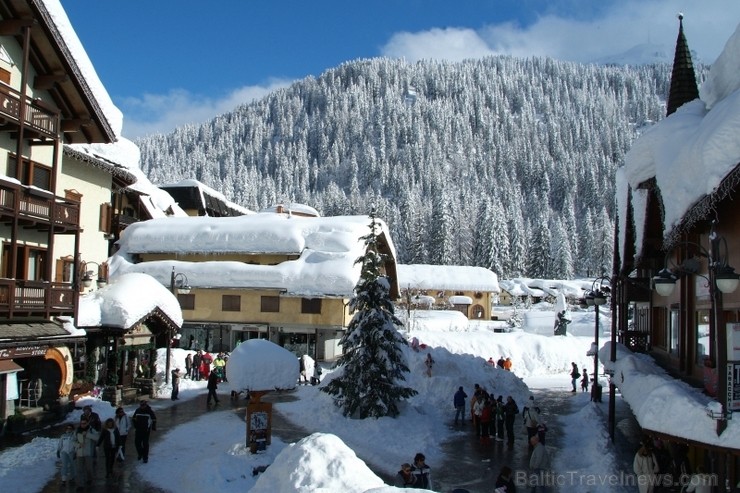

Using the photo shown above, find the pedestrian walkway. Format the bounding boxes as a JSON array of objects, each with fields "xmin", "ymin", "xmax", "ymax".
[{"xmin": 24, "ymin": 385, "xmax": 640, "ymax": 492}]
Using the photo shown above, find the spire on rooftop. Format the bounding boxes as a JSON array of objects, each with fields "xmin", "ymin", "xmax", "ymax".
[{"xmin": 666, "ymin": 13, "xmax": 699, "ymax": 116}]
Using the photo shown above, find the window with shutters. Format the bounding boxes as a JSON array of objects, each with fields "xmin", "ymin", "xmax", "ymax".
[
  {"xmin": 261, "ymin": 296, "xmax": 280, "ymax": 313},
  {"xmin": 301, "ymin": 298, "xmax": 322, "ymax": 314},
  {"xmin": 7, "ymin": 154, "xmax": 51, "ymax": 190},
  {"xmin": 222, "ymin": 294, "xmax": 241, "ymax": 312}
]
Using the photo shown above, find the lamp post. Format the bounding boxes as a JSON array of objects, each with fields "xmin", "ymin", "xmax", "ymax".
[
  {"xmin": 80, "ymin": 261, "xmax": 107, "ymax": 289},
  {"xmin": 167, "ymin": 267, "xmax": 191, "ymax": 384},
  {"xmin": 582, "ymin": 275, "xmax": 611, "ymax": 403},
  {"xmin": 652, "ymin": 220, "xmax": 738, "ymax": 435}
]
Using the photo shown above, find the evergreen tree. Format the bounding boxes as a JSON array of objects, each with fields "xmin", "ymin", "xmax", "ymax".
[{"xmin": 321, "ymin": 211, "xmax": 417, "ymax": 418}]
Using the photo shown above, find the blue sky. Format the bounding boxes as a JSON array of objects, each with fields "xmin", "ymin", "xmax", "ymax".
[{"xmin": 61, "ymin": 0, "xmax": 740, "ymax": 139}]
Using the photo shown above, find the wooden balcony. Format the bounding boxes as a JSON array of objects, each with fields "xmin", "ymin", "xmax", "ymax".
[
  {"xmin": 0, "ymin": 279, "xmax": 75, "ymax": 319},
  {"xmin": 0, "ymin": 180, "xmax": 80, "ymax": 232},
  {"xmin": 0, "ymin": 84, "xmax": 59, "ymax": 139}
]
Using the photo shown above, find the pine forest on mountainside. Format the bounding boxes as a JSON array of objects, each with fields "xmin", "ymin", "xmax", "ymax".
[{"xmin": 136, "ymin": 56, "xmax": 688, "ymax": 279}]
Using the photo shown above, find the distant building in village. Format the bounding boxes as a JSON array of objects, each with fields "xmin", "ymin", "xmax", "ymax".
[
  {"xmin": 159, "ymin": 179, "xmax": 253, "ymax": 217},
  {"xmin": 396, "ymin": 264, "xmax": 499, "ymax": 320},
  {"xmin": 107, "ymin": 213, "xmax": 398, "ymax": 361}
]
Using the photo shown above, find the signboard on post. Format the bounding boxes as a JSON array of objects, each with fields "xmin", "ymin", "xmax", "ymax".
[{"xmin": 730, "ymin": 362, "xmax": 740, "ymax": 412}]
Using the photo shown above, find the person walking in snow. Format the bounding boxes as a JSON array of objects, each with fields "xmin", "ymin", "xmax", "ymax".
[
  {"xmin": 581, "ymin": 369, "xmax": 589, "ymax": 392},
  {"xmin": 503, "ymin": 395, "xmax": 519, "ymax": 445},
  {"xmin": 97, "ymin": 418, "xmax": 121, "ymax": 478},
  {"xmin": 171, "ymin": 368, "xmax": 181, "ymax": 400},
  {"xmin": 192, "ymin": 350, "xmax": 202, "ymax": 381},
  {"xmin": 56, "ymin": 424, "xmax": 77, "ymax": 486},
  {"xmin": 503, "ymin": 357, "xmax": 513, "ymax": 371},
  {"xmin": 132, "ymin": 400, "xmax": 156, "ymax": 463},
  {"xmin": 495, "ymin": 465, "xmax": 517, "ymax": 493},
  {"xmin": 75, "ymin": 417, "xmax": 100, "ymax": 485},
  {"xmin": 394, "ymin": 463, "xmax": 417, "ymax": 488},
  {"xmin": 424, "ymin": 353, "xmax": 434, "ymax": 377},
  {"xmin": 495, "ymin": 395, "xmax": 506, "ymax": 441},
  {"xmin": 633, "ymin": 441, "xmax": 659, "ymax": 493},
  {"xmin": 207, "ymin": 368, "xmax": 220, "ymax": 405},
  {"xmin": 114, "ymin": 407, "xmax": 130, "ymax": 460},
  {"xmin": 185, "ymin": 353, "xmax": 193, "ymax": 379},
  {"xmin": 570, "ymin": 362, "xmax": 580, "ymax": 392},
  {"xmin": 410, "ymin": 453, "xmax": 432, "ymax": 490},
  {"xmin": 523, "ymin": 396, "xmax": 541, "ymax": 443},
  {"xmin": 453, "ymin": 386, "xmax": 467, "ymax": 425},
  {"xmin": 529, "ymin": 435, "xmax": 551, "ymax": 492}
]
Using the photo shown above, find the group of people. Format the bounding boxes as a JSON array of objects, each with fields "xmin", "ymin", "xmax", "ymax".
[
  {"xmin": 633, "ymin": 438, "xmax": 715, "ymax": 493},
  {"xmin": 185, "ymin": 350, "xmax": 229, "ymax": 382},
  {"xmin": 453, "ymin": 384, "xmax": 533, "ymax": 448},
  {"xmin": 569, "ymin": 362, "xmax": 589, "ymax": 393},
  {"xmin": 56, "ymin": 401, "xmax": 158, "ymax": 489},
  {"xmin": 487, "ymin": 356, "xmax": 513, "ymax": 371},
  {"xmin": 394, "ymin": 452, "xmax": 433, "ymax": 489}
]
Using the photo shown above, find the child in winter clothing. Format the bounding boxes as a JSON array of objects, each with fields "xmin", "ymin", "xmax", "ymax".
[{"xmin": 57, "ymin": 424, "xmax": 77, "ymax": 485}]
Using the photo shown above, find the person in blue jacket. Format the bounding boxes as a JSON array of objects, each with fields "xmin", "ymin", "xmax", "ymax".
[{"xmin": 453, "ymin": 386, "xmax": 468, "ymax": 425}]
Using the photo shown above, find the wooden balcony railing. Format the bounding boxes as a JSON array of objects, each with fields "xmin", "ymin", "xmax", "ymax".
[
  {"xmin": 0, "ymin": 84, "xmax": 59, "ymax": 139},
  {"xmin": 0, "ymin": 279, "xmax": 75, "ymax": 319},
  {"xmin": 0, "ymin": 179, "xmax": 80, "ymax": 230}
]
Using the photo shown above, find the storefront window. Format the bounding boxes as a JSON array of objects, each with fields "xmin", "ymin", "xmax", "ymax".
[
  {"xmin": 669, "ymin": 309, "xmax": 679, "ymax": 355},
  {"xmin": 695, "ymin": 309, "xmax": 710, "ymax": 364}
]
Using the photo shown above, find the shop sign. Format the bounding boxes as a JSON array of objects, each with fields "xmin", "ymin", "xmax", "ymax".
[
  {"xmin": 729, "ymin": 362, "xmax": 740, "ymax": 412},
  {"xmin": 0, "ymin": 345, "xmax": 49, "ymax": 359}
]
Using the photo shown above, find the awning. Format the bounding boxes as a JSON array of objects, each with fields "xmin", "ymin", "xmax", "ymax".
[{"xmin": 0, "ymin": 359, "xmax": 23, "ymax": 374}]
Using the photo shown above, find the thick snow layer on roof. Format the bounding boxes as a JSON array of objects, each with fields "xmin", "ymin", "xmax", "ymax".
[
  {"xmin": 259, "ymin": 203, "xmax": 320, "ymax": 217},
  {"xmin": 623, "ymin": 21, "xmax": 740, "ymax": 238},
  {"xmin": 109, "ymin": 215, "xmax": 393, "ymax": 297},
  {"xmin": 397, "ymin": 264, "xmax": 499, "ymax": 292},
  {"xmin": 69, "ymin": 139, "xmax": 187, "ymax": 217},
  {"xmin": 601, "ymin": 342, "xmax": 739, "ymax": 448},
  {"xmin": 77, "ymin": 272, "xmax": 183, "ymax": 328},
  {"xmin": 226, "ymin": 339, "xmax": 299, "ymax": 392},
  {"xmin": 43, "ymin": 0, "xmax": 122, "ymax": 137},
  {"xmin": 160, "ymin": 179, "xmax": 254, "ymax": 215}
]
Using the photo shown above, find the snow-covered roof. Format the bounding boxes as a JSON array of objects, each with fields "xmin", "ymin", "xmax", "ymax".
[
  {"xmin": 77, "ymin": 272, "xmax": 183, "ymax": 328},
  {"xmin": 449, "ymin": 295, "xmax": 473, "ymax": 305},
  {"xmin": 43, "ymin": 0, "xmax": 122, "ymax": 137},
  {"xmin": 601, "ymin": 342, "xmax": 738, "ymax": 448},
  {"xmin": 69, "ymin": 139, "xmax": 187, "ymax": 218},
  {"xmin": 259, "ymin": 203, "xmax": 320, "ymax": 217},
  {"xmin": 397, "ymin": 264, "xmax": 499, "ymax": 293},
  {"xmin": 159, "ymin": 179, "xmax": 254, "ymax": 216},
  {"xmin": 499, "ymin": 278, "xmax": 589, "ymax": 299},
  {"xmin": 109, "ymin": 214, "xmax": 396, "ymax": 297},
  {"xmin": 621, "ymin": 20, "xmax": 740, "ymax": 250}
]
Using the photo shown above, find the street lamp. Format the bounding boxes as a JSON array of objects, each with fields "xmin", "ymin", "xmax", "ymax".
[
  {"xmin": 652, "ymin": 220, "xmax": 738, "ymax": 434},
  {"xmin": 166, "ymin": 267, "xmax": 191, "ymax": 384},
  {"xmin": 581, "ymin": 275, "xmax": 611, "ymax": 403},
  {"xmin": 81, "ymin": 261, "xmax": 107, "ymax": 289}
]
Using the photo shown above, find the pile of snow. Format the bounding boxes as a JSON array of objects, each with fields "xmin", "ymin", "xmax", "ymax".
[
  {"xmin": 227, "ymin": 339, "xmax": 299, "ymax": 391},
  {"xmin": 251, "ymin": 433, "xmax": 386, "ymax": 493}
]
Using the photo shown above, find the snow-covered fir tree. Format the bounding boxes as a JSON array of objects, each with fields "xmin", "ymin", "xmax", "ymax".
[{"xmin": 321, "ymin": 211, "xmax": 417, "ymax": 418}]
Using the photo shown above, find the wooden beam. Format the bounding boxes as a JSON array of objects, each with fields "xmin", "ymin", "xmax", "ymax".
[
  {"xmin": 61, "ymin": 118, "xmax": 92, "ymax": 132},
  {"xmin": 0, "ymin": 18, "xmax": 34, "ymax": 36},
  {"xmin": 34, "ymin": 73, "xmax": 69, "ymax": 90}
]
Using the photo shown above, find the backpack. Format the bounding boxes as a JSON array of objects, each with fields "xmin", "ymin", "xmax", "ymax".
[{"xmin": 574, "ymin": 371, "xmax": 581, "ymax": 379}]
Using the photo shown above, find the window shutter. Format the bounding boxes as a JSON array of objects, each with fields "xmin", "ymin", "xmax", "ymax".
[{"xmin": 99, "ymin": 203, "xmax": 112, "ymax": 232}]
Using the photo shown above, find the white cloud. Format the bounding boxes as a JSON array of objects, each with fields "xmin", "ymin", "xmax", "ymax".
[
  {"xmin": 380, "ymin": 0, "xmax": 740, "ymax": 66},
  {"xmin": 120, "ymin": 79, "xmax": 291, "ymax": 138}
]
